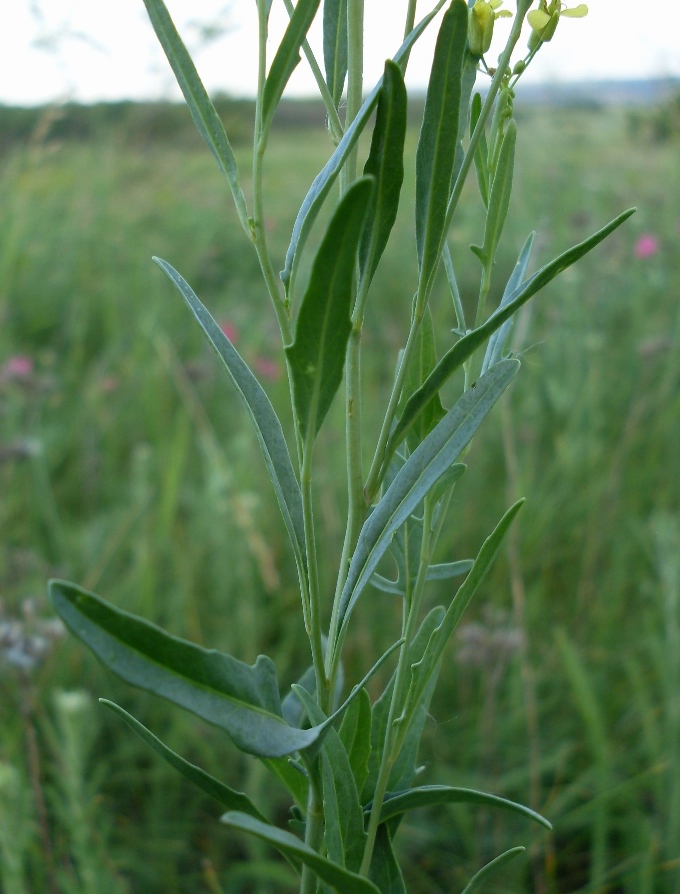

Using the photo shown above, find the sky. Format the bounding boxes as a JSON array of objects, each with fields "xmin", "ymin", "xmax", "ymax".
[{"xmin": 1, "ymin": 1, "xmax": 679, "ymax": 107}]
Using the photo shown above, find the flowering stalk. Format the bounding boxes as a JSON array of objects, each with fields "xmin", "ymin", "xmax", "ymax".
[{"xmin": 49, "ymin": 1, "xmax": 632, "ymax": 891}]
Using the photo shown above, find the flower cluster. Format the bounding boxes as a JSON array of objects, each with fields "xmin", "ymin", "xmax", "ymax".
[
  {"xmin": 527, "ymin": 1, "xmax": 588, "ymax": 51},
  {"xmin": 468, "ymin": 0, "xmax": 512, "ymax": 56}
]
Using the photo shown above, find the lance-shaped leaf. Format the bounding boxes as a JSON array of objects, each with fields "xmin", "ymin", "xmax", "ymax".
[
  {"xmin": 153, "ymin": 259, "xmax": 306, "ymax": 578},
  {"xmin": 415, "ymin": 0, "xmax": 468, "ymax": 287},
  {"xmin": 220, "ymin": 812, "xmax": 381, "ymax": 894},
  {"xmin": 286, "ymin": 177, "xmax": 374, "ymax": 443},
  {"xmin": 294, "ymin": 688, "xmax": 366, "ymax": 872},
  {"xmin": 338, "ymin": 688, "xmax": 372, "ymax": 797},
  {"xmin": 262, "ymin": 0, "xmax": 323, "ymax": 134},
  {"xmin": 359, "ymin": 60, "xmax": 407, "ymax": 287},
  {"xmin": 337, "ymin": 360, "xmax": 519, "ymax": 635},
  {"xmin": 363, "ymin": 607, "xmax": 445, "ymax": 803},
  {"xmin": 323, "ymin": 0, "xmax": 348, "ymax": 107},
  {"xmin": 368, "ymin": 825, "xmax": 407, "ymax": 894},
  {"xmin": 401, "ymin": 306, "xmax": 446, "ymax": 451},
  {"xmin": 50, "ymin": 580, "xmax": 354, "ymax": 759},
  {"xmin": 141, "ymin": 0, "xmax": 249, "ymax": 234},
  {"xmin": 101, "ymin": 700, "xmax": 268, "ymax": 821},
  {"xmin": 470, "ymin": 119, "xmax": 517, "ymax": 268},
  {"xmin": 400, "ymin": 500, "xmax": 525, "ymax": 728},
  {"xmin": 461, "ymin": 847, "xmax": 526, "ymax": 894},
  {"xmin": 471, "ymin": 91, "xmax": 490, "ymax": 207},
  {"xmin": 377, "ymin": 785, "xmax": 551, "ymax": 829},
  {"xmin": 481, "ymin": 232, "xmax": 534, "ymax": 375},
  {"xmin": 281, "ymin": 0, "xmax": 448, "ymax": 293},
  {"xmin": 389, "ymin": 208, "xmax": 635, "ymax": 456}
]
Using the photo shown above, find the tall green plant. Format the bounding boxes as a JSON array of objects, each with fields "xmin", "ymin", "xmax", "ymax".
[{"xmin": 50, "ymin": 1, "xmax": 632, "ymax": 889}]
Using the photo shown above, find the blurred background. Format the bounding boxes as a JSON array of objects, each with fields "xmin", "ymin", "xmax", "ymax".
[{"xmin": 1, "ymin": 2, "xmax": 680, "ymax": 892}]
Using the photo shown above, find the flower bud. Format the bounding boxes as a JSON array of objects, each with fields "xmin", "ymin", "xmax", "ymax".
[{"xmin": 468, "ymin": 1, "xmax": 496, "ymax": 56}]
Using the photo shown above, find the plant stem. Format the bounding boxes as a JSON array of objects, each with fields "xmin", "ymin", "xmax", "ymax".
[
  {"xmin": 281, "ymin": 0, "xmax": 344, "ymax": 145},
  {"xmin": 404, "ymin": 0, "xmax": 418, "ymax": 39},
  {"xmin": 300, "ymin": 773, "xmax": 325, "ymax": 894},
  {"xmin": 345, "ymin": 0, "xmax": 364, "ymax": 184},
  {"xmin": 359, "ymin": 498, "xmax": 434, "ymax": 876}
]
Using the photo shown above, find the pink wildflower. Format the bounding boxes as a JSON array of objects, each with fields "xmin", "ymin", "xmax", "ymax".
[
  {"xmin": 634, "ymin": 234, "xmax": 659, "ymax": 259},
  {"xmin": 253, "ymin": 356, "xmax": 281, "ymax": 381},
  {"xmin": 219, "ymin": 321, "xmax": 238, "ymax": 343},
  {"xmin": 2, "ymin": 355, "xmax": 34, "ymax": 379}
]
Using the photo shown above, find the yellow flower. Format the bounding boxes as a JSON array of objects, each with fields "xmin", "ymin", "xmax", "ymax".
[
  {"xmin": 468, "ymin": 0, "xmax": 513, "ymax": 56},
  {"xmin": 527, "ymin": 1, "xmax": 588, "ymax": 50}
]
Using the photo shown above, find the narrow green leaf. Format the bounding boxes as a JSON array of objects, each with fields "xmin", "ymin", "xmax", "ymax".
[
  {"xmin": 415, "ymin": 0, "xmax": 468, "ymax": 286},
  {"xmin": 338, "ymin": 688, "xmax": 372, "ymax": 797},
  {"xmin": 368, "ymin": 825, "xmax": 407, "ymax": 894},
  {"xmin": 281, "ymin": 0, "xmax": 447, "ymax": 293},
  {"xmin": 220, "ymin": 812, "xmax": 381, "ymax": 894},
  {"xmin": 377, "ymin": 785, "xmax": 551, "ymax": 829},
  {"xmin": 471, "ymin": 119, "xmax": 516, "ymax": 267},
  {"xmin": 262, "ymin": 757, "xmax": 309, "ymax": 810},
  {"xmin": 295, "ymin": 689, "xmax": 366, "ymax": 872},
  {"xmin": 262, "ymin": 0, "xmax": 323, "ymax": 134},
  {"xmin": 323, "ymin": 0, "xmax": 348, "ymax": 107},
  {"xmin": 426, "ymin": 560, "xmax": 474, "ymax": 581},
  {"xmin": 141, "ymin": 0, "xmax": 249, "ymax": 233},
  {"xmin": 401, "ymin": 500, "xmax": 525, "ymax": 725},
  {"xmin": 101, "ymin": 699, "xmax": 268, "ymax": 821},
  {"xmin": 460, "ymin": 847, "xmax": 526, "ymax": 894},
  {"xmin": 401, "ymin": 306, "xmax": 446, "ymax": 451},
  {"xmin": 50, "ymin": 580, "xmax": 333, "ymax": 759},
  {"xmin": 390, "ymin": 208, "xmax": 635, "ymax": 452},
  {"xmin": 286, "ymin": 177, "xmax": 374, "ymax": 443},
  {"xmin": 481, "ymin": 232, "xmax": 534, "ymax": 375},
  {"xmin": 363, "ymin": 607, "xmax": 445, "ymax": 803},
  {"xmin": 340, "ymin": 360, "xmax": 519, "ymax": 635},
  {"xmin": 153, "ymin": 259, "xmax": 306, "ymax": 578},
  {"xmin": 471, "ymin": 92, "xmax": 489, "ymax": 207},
  {"xmin": 359, "ymin": 60, "xmax": 408, "ymax": 287}
]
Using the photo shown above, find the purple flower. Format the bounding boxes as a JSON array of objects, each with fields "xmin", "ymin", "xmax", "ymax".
[
  {"xmin": 634, "ymin": 234, "xmax": 659, "ymax": 259},
  {"xmin": 2, "ymin": 355, "xmax": 34, "ymax": 379}
]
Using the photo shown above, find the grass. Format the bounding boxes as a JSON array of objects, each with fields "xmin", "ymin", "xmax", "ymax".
[{"xmin": 0, "ymin": 101, "xmax": 679, "ymax": 893}]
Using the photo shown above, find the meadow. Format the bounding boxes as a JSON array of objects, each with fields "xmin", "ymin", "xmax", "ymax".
[{"xmin": 1, "ymin": 97, "xmax": 679, "ymax": 893}]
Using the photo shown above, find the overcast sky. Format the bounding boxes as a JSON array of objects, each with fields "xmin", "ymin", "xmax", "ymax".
[{"xmin": 1, "ymin": 1, "xmax": 679, "ymax": 107}]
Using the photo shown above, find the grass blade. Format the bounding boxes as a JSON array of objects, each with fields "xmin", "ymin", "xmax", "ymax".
[
  {"xmin": 286, "ymin": 177, "xmax": 374, "ymax": 443},
  {"xmin": 377, "ymin": 785, "xmax": 551, "ymax": 829},
  {"xmin": 141, "ymin": 0, "xmax": 249, "ymax": 234},
  {"xmin": 101, "ymin": 700, "xmax": 269, "ymax": 821},
  {"xmin": 281, "ymin": 0, "xmax": 448, "ymax": 294},
  {"xmin": 415, "ymin": 0, "xmax": 468, "ymax": 287},
  {"xmin": 153, "ymin": 258, "xmax": 306, "ymax": 578},
  {"xmin": 338, "ymin": 360, "xmax": 519, "ymax": 635},
  {"xmin": 263, "ymin": 0, "xmax": 323, "ymax": 134},
  {"xmin": 390, "ymin": 208, "xmax": 635, "ymax": 452},
  {"xmin": 220, "ymin": 812, "xmax": 381, "ymax": 894},
  {"xmin": 323, "ymin": 0, "xmax": 348, "ymax": 107},
  {"xmin": 359, "ymin": 60, "xmax": 408, "ymax": 288}
]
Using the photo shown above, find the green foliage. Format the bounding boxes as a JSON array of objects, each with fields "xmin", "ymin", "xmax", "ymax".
[{"xmin": 0, "ymin": 1, "xmax": 657, "ymax": 891}]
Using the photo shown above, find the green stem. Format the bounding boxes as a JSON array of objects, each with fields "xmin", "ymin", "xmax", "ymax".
[
  {"xmin": 364, "ymin": 301, "xmax": 421, "ymax": 503},
  {"xmin": 345, "ymin": 0, "xmax": 364, "ymax": 184},
  {"xmin": 359, "ymin": 498, "xmax": 434, "ymax": 875},
  {"xmin": 281, "ymin": 0, "xmax": 344, "ymax": 144},
  {"xmin": 300, "ymin": 772, "xmax": 325, "ymax": 894},
  {"xmin": 404, "ymin": 0, "xmax": 418, "ymax": 39}
]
